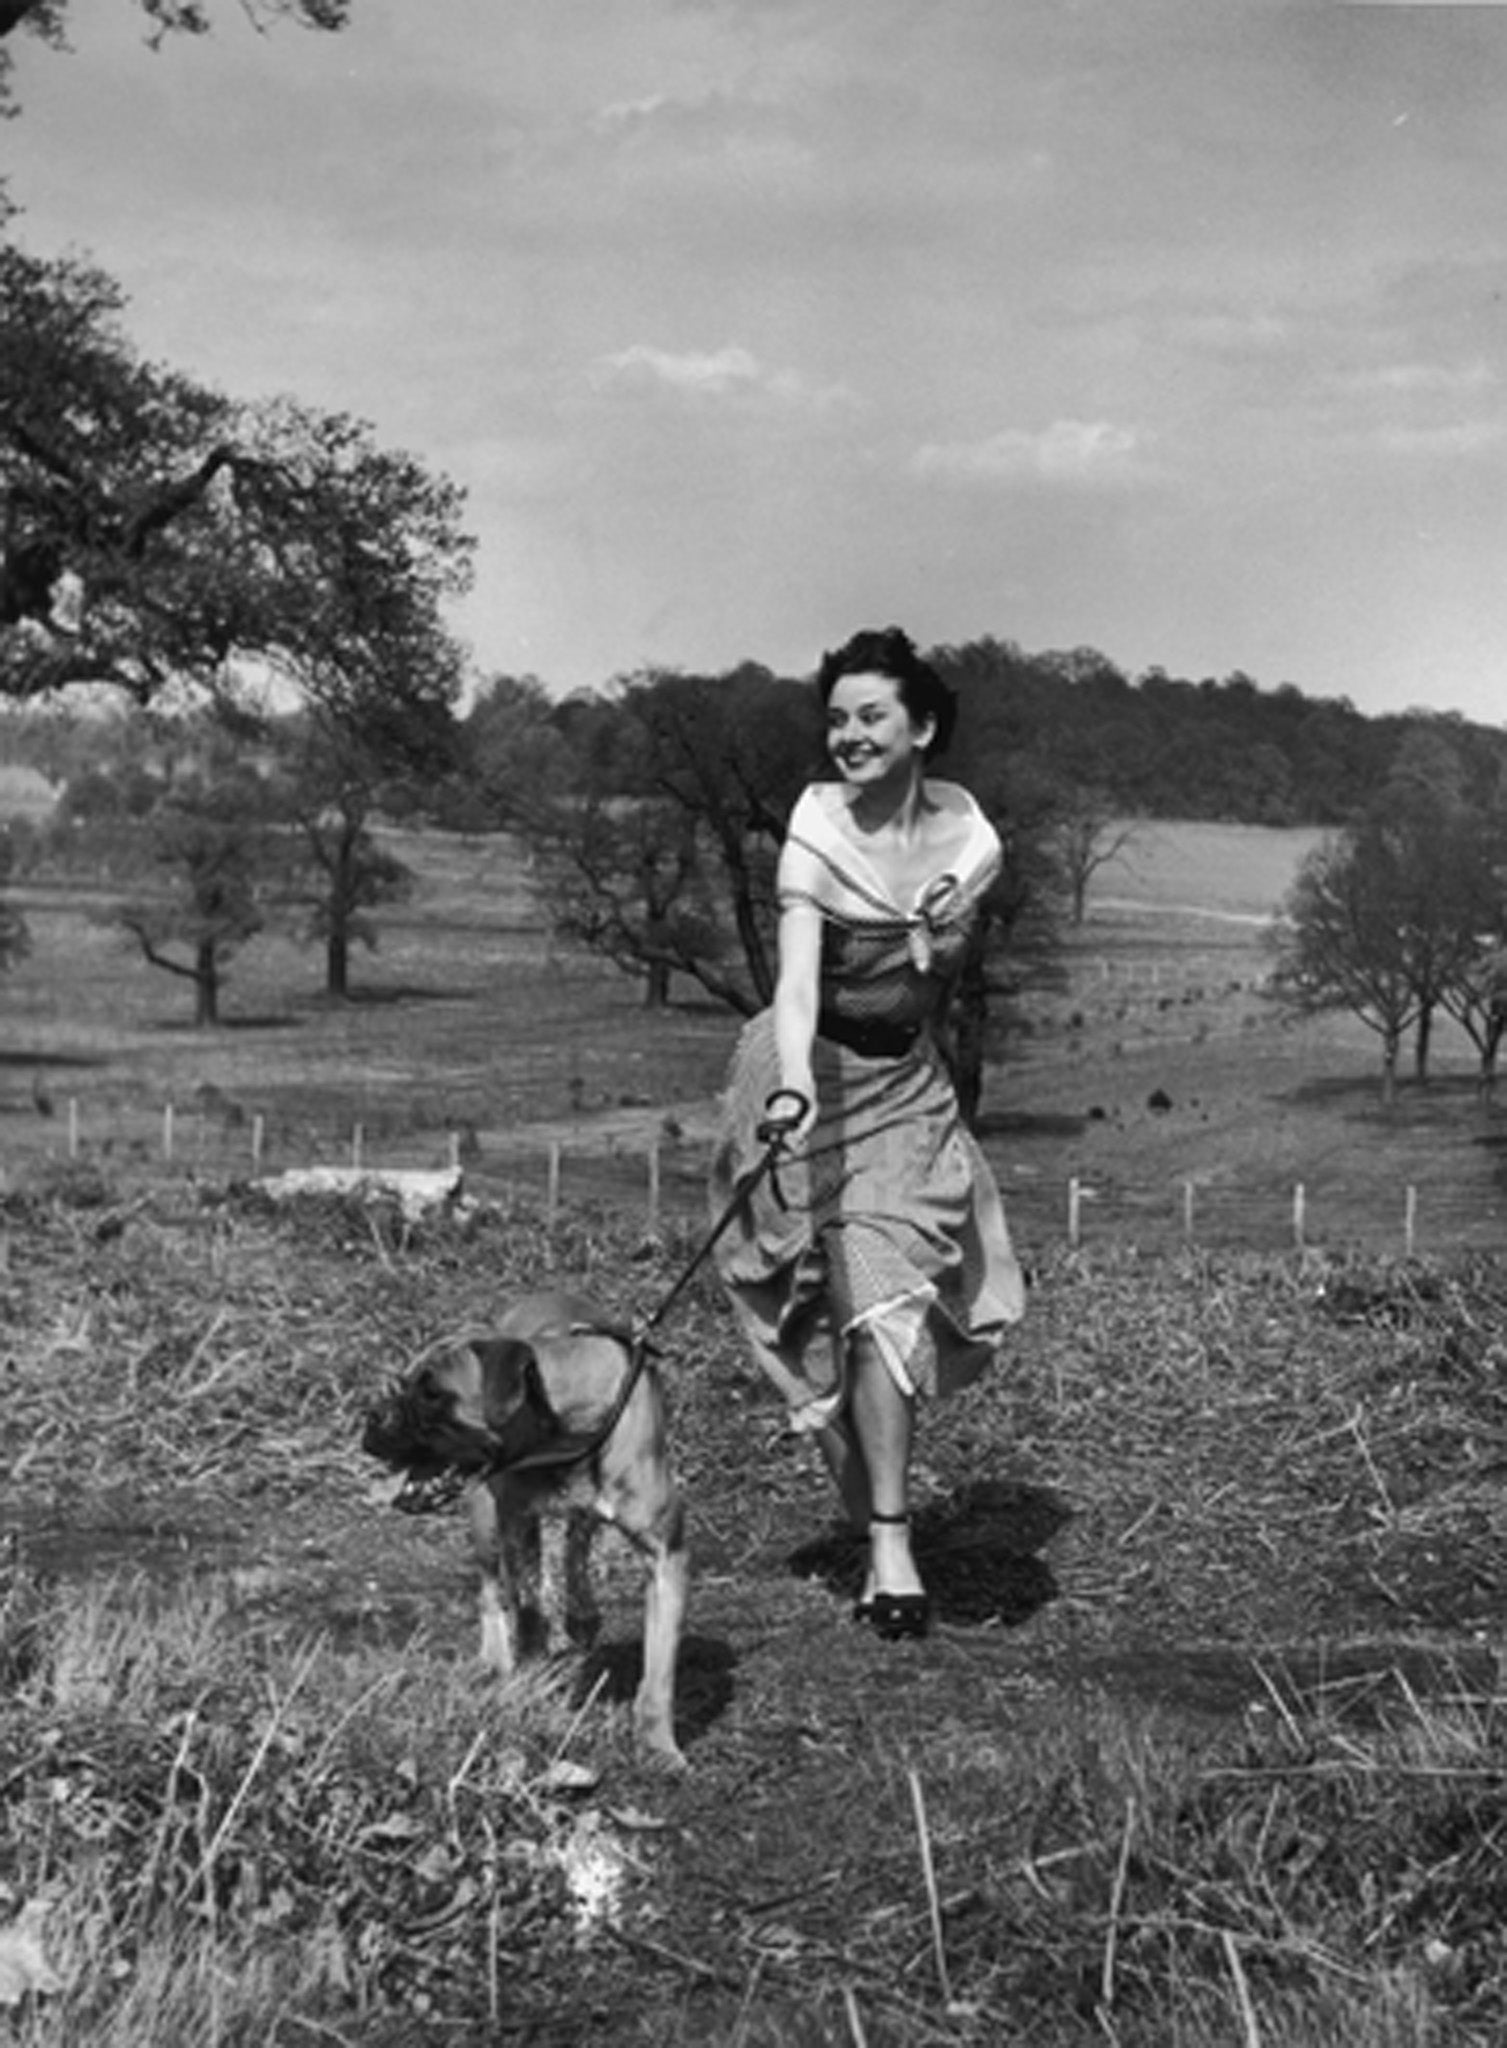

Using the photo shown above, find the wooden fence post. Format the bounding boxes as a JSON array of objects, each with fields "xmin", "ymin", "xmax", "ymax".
[
  {"xmin": 163, "ymin": 1102, "xmax": 174, "ymax": 1161},
  {"xmin": 1404, "ymin": 1184, "xmax": 1417, "ymax": 1258},
  {"xmin": 1292, "ymin": 1183, "xmax": 1306, "ymax": 1250},
  {"xmin": 351, "ymin": 1123, "xmax": 364, "ymax": 1169},
  {"xmin": 1182, "ymin": 1180, "xmax": 1195, "ymax": 1241},
  {"xmin": 68, "ymin": 1098, "xmax": 79, "ymax": 1160},
  {"xmin": 1068, "ymin": 1176, "xmax": 1082, "ymax": 1249},
  {"xmin": 251, "ymin": 1114, "xmax": 265, "ymax": 1172},
  {"xmin": 546, "ymin": 1141, "xmax": 562, "ymax": 1237}
]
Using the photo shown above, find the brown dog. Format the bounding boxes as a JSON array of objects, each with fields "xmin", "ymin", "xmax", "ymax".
[{"xmin": 362, "ymin": 1290, "xmax": 688, "ymax": 1771}]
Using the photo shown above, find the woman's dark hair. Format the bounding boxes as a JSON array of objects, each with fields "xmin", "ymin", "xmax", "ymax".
[{"xmin": 815, "ymin": 625, "xmax": 957, "ymax": 758}]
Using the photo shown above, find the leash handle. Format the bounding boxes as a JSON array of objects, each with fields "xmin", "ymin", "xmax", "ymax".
[
  {"xmin": 756, "ymin": 1088, "xmax": 810, "ymax": 1147},
  {"xmin": 636, "ymin": 1093, "xmax": 811, "ymax": 1343}
]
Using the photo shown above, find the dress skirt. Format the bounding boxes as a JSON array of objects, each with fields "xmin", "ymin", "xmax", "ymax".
[{"xmin": 709, "ymin": 1010, "xmax": 1025, "ymax": 1431}]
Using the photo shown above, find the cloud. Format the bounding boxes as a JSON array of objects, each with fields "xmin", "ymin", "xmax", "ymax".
[
  {"xmin": 912, "ymin": 419, "xmax": 1142, "ymax": 487},
  {"xmin": 593, "ymin": 343, "xmax": 854, "ymax": 408},
  {"xmin": 1374, "ymin": 418, "xmax": 1507, "ymax": 458},
  {"xmin": 1337, "ymin": 359, "xmax": 1495, "ymax": 398}
]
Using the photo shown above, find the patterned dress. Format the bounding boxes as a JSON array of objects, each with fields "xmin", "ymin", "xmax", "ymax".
[{"xmin": 710, "ymin": 779, "xmax": 1025, "ymax": 1431}]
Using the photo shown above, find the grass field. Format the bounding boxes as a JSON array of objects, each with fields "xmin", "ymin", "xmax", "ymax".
[{"xmin": 1, "ymin": 819, "xmax": 1504, "ymax": 2043}]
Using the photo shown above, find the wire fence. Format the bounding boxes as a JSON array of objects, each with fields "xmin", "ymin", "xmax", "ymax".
[{"xmin": 13, "ymin": 1091, "xmax": 1506, "ymax": 1261}]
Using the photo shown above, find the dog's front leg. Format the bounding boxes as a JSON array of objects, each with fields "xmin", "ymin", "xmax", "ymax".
[
  {"xmin": 469, "ymin": 1479, "xmax": 533, "ymax": 1674},
  {"xmin": 636, "ymin": 1500, "xmax": 689, "ymax": 1771}
]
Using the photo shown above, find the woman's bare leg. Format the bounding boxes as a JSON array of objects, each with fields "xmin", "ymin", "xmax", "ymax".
[
  {"xmin": 848, "ymin": 1331, "xmax": 925, "ymax": 1601},
  {"xmin": 816, "ymin": 1416, "xmax": 872, "ymax": 1531}
]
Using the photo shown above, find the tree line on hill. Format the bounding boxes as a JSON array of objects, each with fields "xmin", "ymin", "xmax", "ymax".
[
  {"xmin": 8, "ymin": 646, "xmax": 1502, "ymax": 1117},
  {"xmin": 3, "ymin": 109, "xmax": 1506, "ymax": 1112}
]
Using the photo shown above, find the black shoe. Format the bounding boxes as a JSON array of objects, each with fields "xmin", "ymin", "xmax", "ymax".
[{"xmin": 864, "ymin": 1591, "xmax": 930, "ymax": 1641}]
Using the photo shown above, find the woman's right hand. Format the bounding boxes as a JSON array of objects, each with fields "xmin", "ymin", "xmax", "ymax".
[{"xmin": 758, "ymin": 1083, "xmax": 814, "ymax": 1148}]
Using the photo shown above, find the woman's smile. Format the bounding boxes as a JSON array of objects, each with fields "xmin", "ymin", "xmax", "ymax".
[{"xmin": 825, "ymin": 671, "xmax": 932, "ymax": 785}]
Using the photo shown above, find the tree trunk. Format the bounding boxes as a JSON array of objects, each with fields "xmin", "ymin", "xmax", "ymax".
[
  {"xmin": 1480, "ymin": 1022, "xmax": 1503, "ymax": 1107},
  {"xmin": 1414, "ymin": 1001, "xmax": 1433, "ymax": 1082},
  {"xmin": 195, "ymin": 940, "xmax": 220, "ymax": 1027},
  {"xmin": 326, "ymin": 927, "xmax": 350, "ymax": 999},
  {"xmin": 947, "ymin": 919, "xmax": 991, "ymax": 1132},
  {"xmin": 643, "ymin": 954, "xmax": 671, "ymax": 1009},
  {"xmin": 1380, "ymin": 1028, "xmax": 1399, "ymax": 1107}
]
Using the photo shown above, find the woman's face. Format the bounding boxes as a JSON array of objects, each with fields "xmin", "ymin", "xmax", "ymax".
[{"xmin": 825, "ymin": 671, "xmax": 934, "ymax": 787}]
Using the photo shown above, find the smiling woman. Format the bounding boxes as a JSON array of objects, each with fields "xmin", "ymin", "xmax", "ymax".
[{"xmin": 709, "ymin": 627, "xmax": 1025, "ymax": 1644}]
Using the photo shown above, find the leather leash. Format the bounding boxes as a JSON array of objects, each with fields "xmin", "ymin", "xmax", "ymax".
[{"xmin": 485, "ymin": 1089, "xmax": 811, "ymax": 1479}]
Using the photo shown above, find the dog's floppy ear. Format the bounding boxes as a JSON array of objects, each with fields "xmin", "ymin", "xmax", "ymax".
[{"xmin": 469, "ymin": 1338, "xmax": 562, "ymax": 1467}]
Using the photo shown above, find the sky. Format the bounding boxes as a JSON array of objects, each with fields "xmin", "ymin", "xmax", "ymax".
[{"xmin": 6, "ymin": 0, "xmax": 1507, "ymax": 722}]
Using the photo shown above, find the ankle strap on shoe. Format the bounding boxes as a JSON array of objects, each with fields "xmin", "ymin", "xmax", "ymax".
[{"xmin": 869, "ymin": 1510, "xmax": 910, "ymax": 1526}]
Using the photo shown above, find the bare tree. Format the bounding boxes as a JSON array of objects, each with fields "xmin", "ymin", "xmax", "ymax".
[{"xmin": 1047, "ymin": 783, "xmax": 1139, "ymax": 926}]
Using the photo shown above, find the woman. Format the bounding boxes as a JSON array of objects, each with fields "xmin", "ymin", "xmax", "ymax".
[{"xmin": 710, "ymin": 626, "xmax": 1025, "ymax": 1640}]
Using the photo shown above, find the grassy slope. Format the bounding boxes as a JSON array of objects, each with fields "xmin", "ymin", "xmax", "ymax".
[{"xmin": 1, "ymin": 1180, "xmax": 1504, "ymax": 2045}]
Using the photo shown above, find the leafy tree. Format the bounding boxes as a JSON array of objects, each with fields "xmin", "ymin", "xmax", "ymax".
[
  {"xmin": 0, "ymin": 828, "xmax": 29, "ymax": 969},
  {"xmin": 0, "ymin": 247, "xmax": 474, "ymax": 727},
  {"xmin": 1269, "ymin": 727, "xmax": 1505, "ymax": 1102},
  {"xmin": 272, "ymin": 708, "xmax": 425, "ymax": 999},
  {"xmin": 442, "ymin": 673, "xmax": 577, "ymax": 835},
  {"xmin": 1268, "ymin": 824, "xmax": 1425, "ymax": 1105},
  {"xmin": 115, "ymin": 757, "xmax": 282, "ymax": 1025},
  {"xmin": 1441, "ymin": 945, "xmax": 1507, "ymax": 1105}
]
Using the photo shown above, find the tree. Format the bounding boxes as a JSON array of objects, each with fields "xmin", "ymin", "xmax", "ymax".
[
  {"xmin": 1440, "ymin": 945, "xmax": 1507, "ymax": 1105},
  {"xmin": 539, "ymin": 789, "xmax": 736, "ymax": 1011},
  {"xmin": 514, "ymin": 667, "xmax": 816, "ymax": 1014},
  {"xmin": 946, "ymin": 758, "xmax": 1068, "ymax": 1127},
  {"xmin": 272, "ymin": 708, "xmax": 424, "ymax": 999},
  {"xmin": 115, "ymin": 758, "xmax": 281, "ymax": 1025},
  {"xmin": 0, "ymin": 3, "xmax": 351, "ymax": 125},
  {"xmin": 1373, "ymin": 730, "xmax": 1490, "ymax": 1083},
  {"xmin": 0, "ymin": 247, "xmax": 474, "ymax": 726},
  {"xmin": 0, "ymin": 828, "xmax": 30, "ymax": 970},
  {"xmin": 1268, "ymin": 824, "xmax": 1424, "ymax": 1106},
  {"xmin": 443, "ymin": 673, "xmax": 577, "ymax": 835},
  {"xmin": 626, "ymin": 666, "xmax": 816, "ymax": 1006},
  {"xmin": 1045, "ymin": 783, "xmax": 1138, "ymax": 926}
]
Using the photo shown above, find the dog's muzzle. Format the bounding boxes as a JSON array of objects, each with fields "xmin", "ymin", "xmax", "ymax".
[{"xmin": 390, "ymin": 1468, "xmax": 468, "ymax": 1515}]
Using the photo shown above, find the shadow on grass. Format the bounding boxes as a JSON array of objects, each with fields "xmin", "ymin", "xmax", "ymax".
[
  {"xmin": 1283, "ymin": 1070, "xmax": 1486, "ymax": 1119},
  {"xmin": 0, "ymin": 1050, "xmax": 107, "ymax": 1071},
  {"xmin": 976, "ymin": 1109, "xmax": 1089, "ymax": 1140},
  {"xmin": 1080, "ymin": 1639, "xmax": 1500, "ymax": 1722},
  {"xmin": 580, "ymin": 1630, "xmax": 737, "ymax": 1747},
  {"xmin": 154, "ymin": 1013, "xmax": 306, "ymax": 1034},
  {"xmin": 788, "ymin": 1476, "xmax": 1072, "ymax": 1630},
  {"xmin": 317, "ymin": 984, "xmax": 485, "ymax": 1008}
]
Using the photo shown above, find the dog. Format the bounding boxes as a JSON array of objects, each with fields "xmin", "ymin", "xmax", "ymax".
[{"xmin": 362, "ymin": 1290, "xmax": 688, "ymax": 1771}]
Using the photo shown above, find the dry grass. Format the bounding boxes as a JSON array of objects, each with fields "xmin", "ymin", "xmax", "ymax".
[{"xmin": 1, "ymin": 1164, "xmax": 1503, "ymax": 2044}]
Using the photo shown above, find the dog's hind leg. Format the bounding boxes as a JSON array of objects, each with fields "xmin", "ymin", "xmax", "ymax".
[{"xmin": 560, "ymin": 1509, "xmax": 601, "ymax": 1651}]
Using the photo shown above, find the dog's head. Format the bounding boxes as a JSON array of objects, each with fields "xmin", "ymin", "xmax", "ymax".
[{"xmin": 361, "ymin": 1337, "xmax": 561, "ymax": 1484}]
